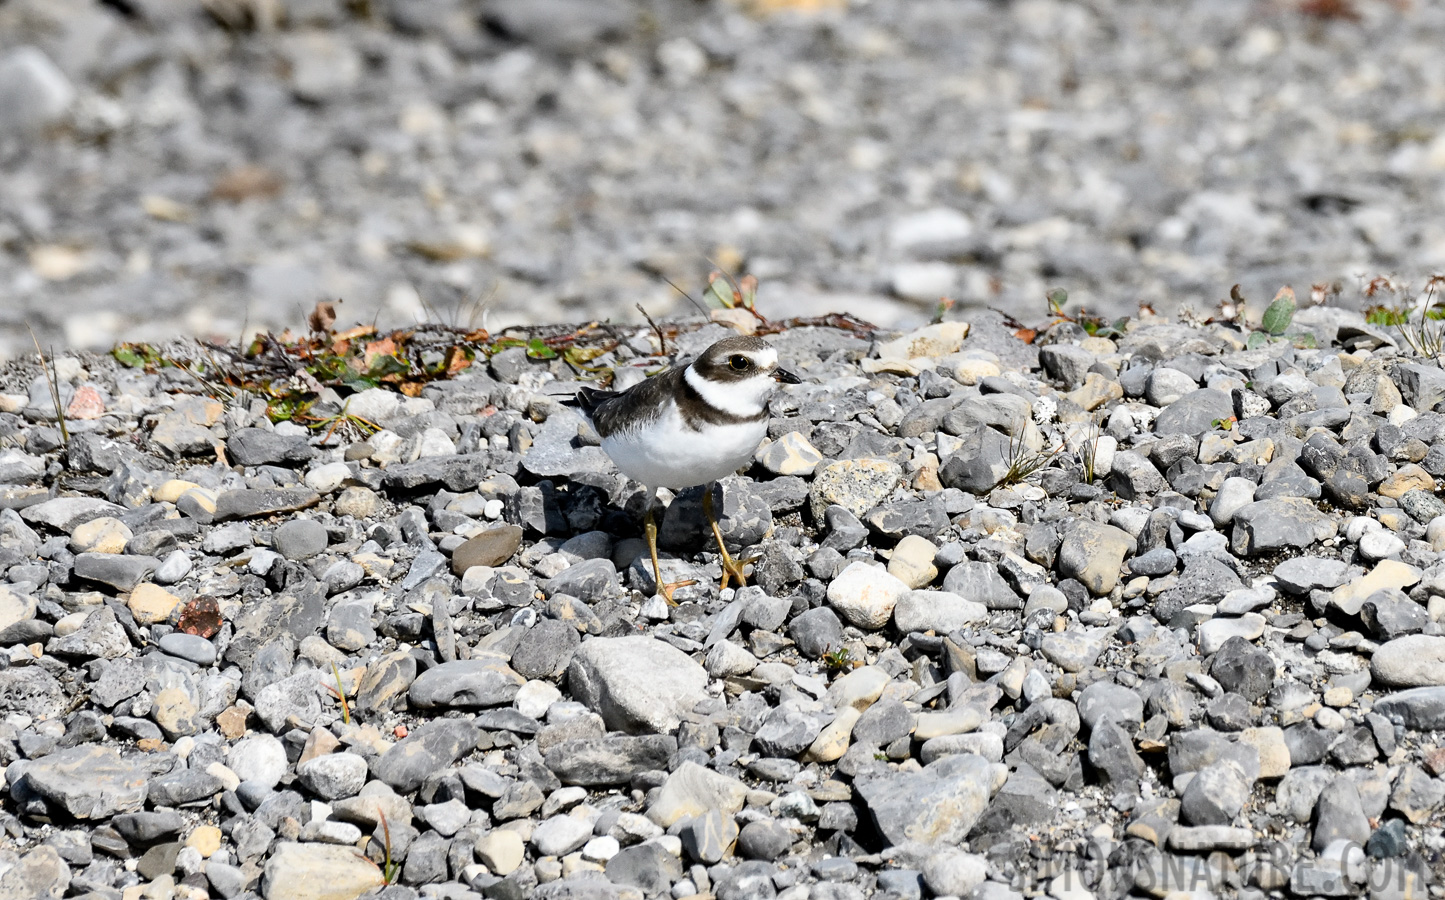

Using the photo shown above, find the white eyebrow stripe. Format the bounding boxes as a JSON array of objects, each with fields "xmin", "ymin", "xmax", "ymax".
[{"xmin": 751, "ymin": 347, "xmax": 778, "ymax": 368}]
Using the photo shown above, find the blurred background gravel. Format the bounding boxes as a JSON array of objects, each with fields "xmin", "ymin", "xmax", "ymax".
[{"xmin": 2, "ymin": 0, "xmax": 1443, "ymax": 360}]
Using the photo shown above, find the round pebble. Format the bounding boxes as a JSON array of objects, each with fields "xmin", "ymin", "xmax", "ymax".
[{"xmin": 157, "ymin": 632, "xmax": 217, "ymax": 666}]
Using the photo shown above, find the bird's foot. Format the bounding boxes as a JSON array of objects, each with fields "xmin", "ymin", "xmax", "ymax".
[
  {"xmin": 717, "ymin": 548, "xmax": 761, "ymax": 593},
  {"xmin": 656, "ymin": 577, "xmax": 698, "ymax": 607}
]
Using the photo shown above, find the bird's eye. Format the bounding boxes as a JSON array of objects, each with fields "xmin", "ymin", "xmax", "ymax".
[{"xmin": 729, "ymin": 355, "xmax": 751, "ymax": 371}]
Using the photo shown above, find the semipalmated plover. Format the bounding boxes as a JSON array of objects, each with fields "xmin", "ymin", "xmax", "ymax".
[{"xmin": 575, "ymin": 336, "xmax": 801, "ymax": 601}]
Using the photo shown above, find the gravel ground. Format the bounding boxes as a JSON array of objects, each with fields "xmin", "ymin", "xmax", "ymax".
[
  {"xmin": 5, "ymin": 307, "xmax": 1445, "ymax": 899},
  {"xmin": 4, "ymin": 0, "xmax": 1445, "ymax": 361}
]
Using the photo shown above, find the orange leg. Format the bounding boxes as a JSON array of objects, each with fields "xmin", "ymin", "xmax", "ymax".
[
  {"xmin": 644, "ymin": 502, "xmax": 695, "ymax": 605},
  {"xmin": 703, "ymin": 483, "xmax": 759, "ymax": 592}
]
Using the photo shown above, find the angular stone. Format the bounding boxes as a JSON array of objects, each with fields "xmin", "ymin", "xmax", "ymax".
[
  {"xmin": 1180, "ymin": 760, "xmax": 1250, "ymax": 826},
  {"xmin": 297, "ymin": 753, "xmax": 369, "ymax": 800},
  {"xmin": 230, "ymin": 735, "xmax": 289, "ymax": 789},
  {"xmin": 374, "ymin": 719, "xmax": 480, "ymax": 793},
  {"xmin": 72, "ymin": 552, "xmax": 158, "ymax": 592},
  {"xmin": 680, "ymin": 808, "xmax": 739, "ymax": 864},
  {"xmin": 855, "ymin": 753, "xmax": 1007, "ymax": 845},
  {"xmin": 260, "ymin": 842, "xmax": 384, "ymax": 900},
  {"xmin": 0, "ymin": 844, "xmax": 69, "ymax": 899},
  {"xmin": 70, "ymin": 515, "xmax": 132, "ymax": 553},
  {"xmin": 0, "ymin": 585, "xmax": 38, "ymax": 633},
  {"xmin": 941, "ymin": 561, "xmax": 1022, "ymax": 609},
  {"xmin": 1230, "ymin": 498, "xmax": 1338, "ymax": 556},
  {"xmin": 47, "ymin": 606, "xmax": 131, "ymax": 659},
  {"xmin": 128, "ymin": 583, "xmax": 182, "ymax": 625},
  {"xmin": 892, "ymin": 590, "xmax": 988, "ymax": 634},
  {"xmin": 1040, "ymin": 628, "xmax": 1108, "ymax": 673},
  {"xmin": 937, "ymin": 427, "xmax": 1014, "ymax": 495},
  {"xmin": 255, "ymin": 670, "xmax": 327, "ymax": 732},
  {"xmin": 566, "ymin": 636, "xmax": 708, "ymax": 734},
  {"xmin": 475, "ymin": 830, "xmax": 525, "ymax": 876},
  {"xmin": 511, "ymin": 619, "xmax": 581, "ymax": 680},
  {"xmin": 544, "ymin": 734, "xmax": 677, "ymax": 786},
  {"xmin": 754, "ymin": 700, "xmax": 834, "ymax": 757},
  {"xmin": 545, "ymin": 558, "xmax": 621, "ymax": 602},
  {"xmin": 1330, "ymin": 560, "xmax": 1420, "ymax": 616},
  {"xmin": 605, "ymin": 841, "xmax": 683, "ymax": 895},
  {"xmin": 21, "ymin": 745, "xmax": 153, "ymax": 819},
  {"xmin": 647, "ymin": 761, "xmax": 748, "ymax": 828},
  {"xmin": 1374, "ymin": 686, "xmax": 1445, "ymax": 730},
  {"xmin": 1210, "ymin": 636, "xmax": 1277, "ymax": 702},
  {"xmin": 1057, "ymin": 520, "xmax": 1134, "ymax": 595},
  {"xmin": 20, "ymin": 497, "xmax": 125, "ymax": 534},
  {"xmin": 810, "ymin": 458, "xmax": 903, "ymax": 521},
  {"xmin": 757, "ymin": 431, "xmax": 824, "ymax": 477},
  {"xmin": 1153, "ymin": 389, "xmax": 1233, "ymax": 436},
  {"xmin": 213, "ymin": 488, "xmax": 320, "ymax": 521}
]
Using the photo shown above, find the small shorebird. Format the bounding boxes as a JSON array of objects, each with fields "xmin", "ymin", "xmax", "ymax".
[{"xmin": 574, "ymin": 336, "xmax": 801, "ymax": 602}]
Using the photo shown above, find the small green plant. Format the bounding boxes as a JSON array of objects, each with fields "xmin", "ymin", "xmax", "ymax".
[
  {"xmin": 325, "ymin": 662, "xmax": 352, "ymax": 726},
  {"xmin": 112, "ymin": 342, "xmax": 172, "ymax": 370},
  {"xmin": 28, "ymin": 325, "xmax": 69, "ymax": 449},
  {"xmin": 822, "ymin": 645, "xmax": 857, "ymax": 674},
  {"xmin": 1241, "ymin": 286, "xmax": 1316, "ymax": 350},
  {"xmin": 1079, "ymin": 422, "xmax": 1102, "ymax": 485},
  {"xmin": 932, "ymin": 296, "xmax": 956, "ymax": 325},
  {"xmin": 378, "ymin": 809, "xmax": 399, "ymax": 884},
  {"xmin": 704, "ymin": 268, "xmax": 759, "ymax": 313},
  {"xmin": 1043, "ymin": 288, "xmax": 1123, "ymax": 338},
  {"xmin": 309, "ymin": 402, "xmax": 382, "ymax": 445},
  {"xmin": 1384, "ymin": 276, "xmax": 1445, "ymax": 361},
  {"xmin": 1211, "ymin": 417, "xmax": 1236, "ymax": 432},
  {"xmin": 1001, "ymin": 421, "xmax": 1063, "ymax": 486}
]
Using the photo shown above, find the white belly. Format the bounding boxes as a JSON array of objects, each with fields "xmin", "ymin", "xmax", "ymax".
[{"xmin": 600, "ymin": 405, "xmax": 767, "ymax": 490}]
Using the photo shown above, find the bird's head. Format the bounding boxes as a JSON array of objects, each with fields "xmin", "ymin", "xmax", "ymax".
[{"xmin": 685, "ymin": 336, "xmax": 802, "ymax": 417}]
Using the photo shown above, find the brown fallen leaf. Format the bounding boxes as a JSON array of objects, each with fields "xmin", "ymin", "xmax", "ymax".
[
  {"xmin": 308, "ymin": 300, "xmax": 337, "ymax": 333},
  {"xmin": 177, "ymin": 596, "xmax": 223, "ymax": 638}
]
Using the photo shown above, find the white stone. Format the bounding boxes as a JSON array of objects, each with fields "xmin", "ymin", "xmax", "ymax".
[
  {"xmin": 827, "ymin": 562, "xmax": 910, "ymax": 630},
  {"xmin": 297, "ymin": 753, "xmax": 368, "ymax": 800},
  {"xmin": 1359, "ymin": 530, "xmax": 1406, "ymax": 561},
  {"xmin": 704, "ymin": 640, "xmax": 757, "ymax": 678},
  {"xmin": 581, "ymin": 835, "xmax": 620, "ymax": 862},
  {"xmin": 229, "ymin": 735, "xmax": 288, "ymax": 789},
  {"xmin": 922, "ymin": 847, "xmax": 989, "ymax": 897},
  {"xmin": 414, "ymin": 427, "xmax": 457, "ymax": 458},
  {"xmin": 515, "ymin": 681, "xmax": 562, "ymax": 720},
  {"xmin": 1210, "ymin": 477, "xmax": 1257, "ymax": 528},
  {"xmin": 304, "ymin": 462, "xmax": 352, "ymax": 494},
  {"xmin": 475, "ymin": 830, "xmax": 524, "ymax": 875},
  {"xmin": 892, "ymin": 590, "xmax": 989, "ymax": 634},
  {"xmin": 531, "ymin": 815, "xmax": 594, "ymax": 857},
  {"xmin": 342, "ymin": 388, "xmax": 401, "ymax": 424},
  {"xmin": 1196, "ymin": 613, "xmax": 1267, "ymax": 655}
]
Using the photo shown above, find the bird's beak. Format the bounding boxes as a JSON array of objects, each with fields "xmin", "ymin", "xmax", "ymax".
[{"xmin": 773, "ymin": 368, "xmax": 802, "ymax": 384}]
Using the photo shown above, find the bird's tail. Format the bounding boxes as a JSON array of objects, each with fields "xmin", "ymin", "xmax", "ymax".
[{"xmin": 562, "ymin": 386, "xmax": 611, "ymax": 420}]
